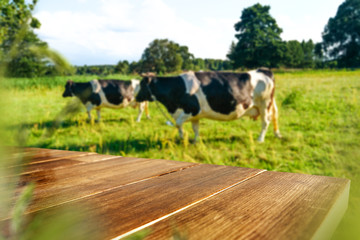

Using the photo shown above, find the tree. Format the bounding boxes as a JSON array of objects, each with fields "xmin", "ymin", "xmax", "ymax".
[
  {"xmin": 284, "ymin": 40, "xmax": 304, "ymax": 68},
  {"xmin": 322, "ymin": 0, "xmax": 360, "ymax": 68},
  {"xmin": 0, "ymin": 0, "xmax": 73, "ymax": 77},
  {"xmin": 283, "ymin": 40, "xmax": 315, "ymax": 68},
  {"xmin": 115, "ymin": 60, "xmax": 129, "ymax": 74},
  {"xmin": 129, "ymin": 61, "xmax": 142, "ymax": 74},
  {"xmin": 314, "ymin": 42, "xmax": 327, "ymax": 68},
  {"xmin": 228, "ymin": 3, "xmax": 285, "ymax": 69},
  {"xmin": 300, "ymin": 40, "xmax": 315, "ymax": 68},
  {"xmin": 140, "ymin": 39, "xmax": 193, "ymax": 74},
  {"xmin": 6, "ymin": 30, "xmax": 51, "ymax": 77},
  {"xmin": 178, "ymin": 45, "xmax": 194, "ymax": 70},
  {"xmin": 0, "ymin": 0, "xmax": 40, "ymax": 54},
  {"xmin": 192, "ymin": 58, "xmax": 205, "ymax": 71},
  {"xmin": 227, "ymin": 41, "xmax": 237, "ymax": 69}
]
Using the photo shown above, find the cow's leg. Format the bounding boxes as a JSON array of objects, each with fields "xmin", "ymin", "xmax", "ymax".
[
  {"xmin": 271, "ymin": 99, "xmax": 282, "ymax": 138},
  {"xmin": 96, "ymin": 108, "xmax": 101, "ymax": 122},
  {"xmin": 258, "ymin": 103, "xmax": 270, "ymax": 142},
  {"xmin": 87, "ymin": 111, "xmax": 92, "ymax": 121},
  {"xmin": 85, "ymin": 102, "xmax": 94, "ymax": 122},
  {"xmin": 191, "ymin": 120, "xmax": 200, "ymax": 143},
  {"xmin": 178, "ymin": 126, "xmax": 184, "ymax": 139},
  {"xmin": 145, "ymin": 101, "xmax": 150, "ymax": 119},
  {"xmin": 175, "ymin": 111, "xmax": 192, "ymax": 139},
  {"xmin": 136, "ymin": 102, "xmax": 145, "ymax": 122}
]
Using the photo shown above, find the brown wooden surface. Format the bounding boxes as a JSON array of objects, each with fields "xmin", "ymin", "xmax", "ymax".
[
  {"xmin": 16, "ymin": 157, "xmax": 198, "ymax": 213},
  {"xmin": 3, "ymin": 147, "xmax": 95, "ymax": 167},
  {"xmin": 143, "ymin": 171, "xmax": 350, "ymax": 240},
  {"xmin": 37, "ymin": 164, "xmax": 263, "ymax": 239},
  {"xmin": 2, "ymin": 148, "xmax": 350, "ymax": 240}
]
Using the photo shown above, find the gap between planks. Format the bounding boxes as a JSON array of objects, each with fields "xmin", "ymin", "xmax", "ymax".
[{"xmin": 112, "ymin": 169, "xmax": 268, "ymax": 240}]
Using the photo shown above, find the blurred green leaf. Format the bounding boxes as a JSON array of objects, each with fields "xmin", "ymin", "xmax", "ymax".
[
  {"xmin": 11, "ymin": 183, "xmax": 35, "ymax": 236},
  {"xmin": 29, "ymin": 45, "xmax": 75, "ymax": 75}
]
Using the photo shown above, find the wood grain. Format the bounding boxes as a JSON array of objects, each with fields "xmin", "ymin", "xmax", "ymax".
[
  {"xmin": 68, "ymin": 154, "xmax": 119, "ymax": 163},
  {"xmin": 142, "ymin": 171, "xmax": 350, "ymax": 240},
  {"xmin": 0, "ymin": 152, "xmax": 122, "ymax": 195},
  {"xmin": 34, "ymin": 164, "xmax": 263, "ymax": 239},
  {"xmin": 3, "ymin": 153, "xmax": 120, "ymax": 177},
  {"xmin": 23, "ymin": 149, "xmax": 95, "ymax": 165},
  {"xmin": 17, "ymin": 157, "xmax": 198, "ymax": 213},
  {"xmin": 3, "ymin": 148, "xmax": 350, "ymax": 240},
  {"xmin": 3, "ymin": 148, "xmax": 95, "ymax": 167}
]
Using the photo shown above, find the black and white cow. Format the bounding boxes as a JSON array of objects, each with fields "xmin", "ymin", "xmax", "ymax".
[
  {"xmin": 136, "ymin": 69, "xmax": 281, "ymax": 142},
  {"xmin": 62, "ymin": 79, "xmax": 150, "ymax": 122}
]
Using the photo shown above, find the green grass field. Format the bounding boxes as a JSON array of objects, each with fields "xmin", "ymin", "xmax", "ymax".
[{"xmin": 2, "ymin": 70, "xmax": 360, "ymax": 239}]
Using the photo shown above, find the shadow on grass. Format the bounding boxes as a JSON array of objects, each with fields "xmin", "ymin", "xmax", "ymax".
[
  {"xmin": 9, "ymin": 117, "xmax": 133, "ymax": 131},
  {"xmin": 202, "ymin": 133, "xmax": 287, "ymax": 146},
  {"xmin": 202, "ymin": 135, "xmax": 248, "ymax": 145},
  {"xmin": 29, "ymin": 131, "xmax": 285, "ymax": 151}
]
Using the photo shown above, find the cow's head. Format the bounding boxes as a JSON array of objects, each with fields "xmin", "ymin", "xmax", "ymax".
[
  {"xmin": 62, "ymin": 80, "xmax": 74, "ymax": 97},
  {"xmin": 136, "ymin": 73, "xmax": 156, "ymax": 102}
]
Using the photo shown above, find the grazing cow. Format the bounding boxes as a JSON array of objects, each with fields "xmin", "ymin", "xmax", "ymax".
[
  {"xmin": 136, "ymin": 69, "xmax": 281, "ymax": 142},
  {"xmin": 62, "ymin": 79, "xmax": 150, "ymax": 122}
]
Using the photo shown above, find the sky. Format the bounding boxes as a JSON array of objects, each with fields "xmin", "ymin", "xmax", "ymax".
[{"xmin": 33, "ymin": 0, "xmax": 344, "ymax": 66}]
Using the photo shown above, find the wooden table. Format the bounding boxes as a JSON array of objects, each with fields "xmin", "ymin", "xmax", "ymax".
[{"xmin": 2, "ymin": 148, "xmax": 350, "ymax": 240}]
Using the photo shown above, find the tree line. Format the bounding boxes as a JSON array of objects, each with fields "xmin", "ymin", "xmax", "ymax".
[
  {"xmin": 81, "ymin": 38, "xmax": 320, "ymax": 76},
  {"xmin": 1, "ymin": 0, "xmax": 359, "ymax": 77},
  {"xmin": 226, "ymin": 2, "xmax": 360, "ymax": 69},
  {"xmin": 76, "ymin": 57, "xmax": 232, "ymax": 76}
]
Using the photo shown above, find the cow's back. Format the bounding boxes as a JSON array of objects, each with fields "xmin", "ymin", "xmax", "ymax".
[
  {"xmin": 97, "ymin": 79, "xmax": 134, "ymax": 105},
  {"xmin": 194, "ymin": 72, "xmax": 252, "ymax": 115},
  {"xmin": 151, "ymin": 76, "xmax": 199, "ymax": 114}
]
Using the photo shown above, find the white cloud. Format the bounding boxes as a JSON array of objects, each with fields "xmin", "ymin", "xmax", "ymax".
[
  {"xmin": 33, "ymin": 0, "xmax": 346, "ymax": 65},
  {"xmin": 35, "ymin": 0, "xmax": 236, "ymax": 65}
]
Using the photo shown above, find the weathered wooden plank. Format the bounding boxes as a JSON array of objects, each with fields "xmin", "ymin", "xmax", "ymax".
[
  {"xmin": 4, "ymin": 148, "xmax": 349, "ymax": 240},
  {"xmin": 69, "ymin": 154, "xmax": 119, "ymax": 163},
  {"xmin": 3, "ymin": 148, "xmax": 96, "ymax": 167},
  {"xmin": 10, "ymin": 159, "xmax": 84, "ymax": 175},
  {"xmin": 33, "ymin": 164, "xmax": 264, "ymax": 239},
  {"xmin": 24, "ymin": 149, "xmax": 95, "ymax": 165},
  {"xmin": 3, "ymin": 154, "xmax": 120, "ymax": 177},
  {"xmin": 139, "ymin": 171, "xmax": 350, "ymax": 240},
  {"xmin": 0, "ymin": 147, "xmax": 46, "ymax": 165},
  {"xmin": 17, "ymin": 157, "xmax": 198, "ymax": 213}
]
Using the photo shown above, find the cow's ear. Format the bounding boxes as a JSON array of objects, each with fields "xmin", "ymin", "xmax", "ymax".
[
  {"xmin": 145, "ymin": 77, "xmax": 152, "ymax": 83},
  {"xmin": 141, "ymin": 72, "xmax": 156, "ymax": 77},
  {"xmin": 141, "ymin": 72, "xmax": 156, "ymax": 83},
  {"xmin": 66, "ymin": 80, "xmax": 74, "ymax": 85}
]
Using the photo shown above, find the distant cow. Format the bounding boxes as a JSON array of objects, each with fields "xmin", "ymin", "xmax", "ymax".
[
  {"xmin": 136, "ymin": 69, "xmax": 281, "ymax": 142},
  {"xmin": 62, "ymin": 79, "xmax": 150, "ymax": 122}
]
